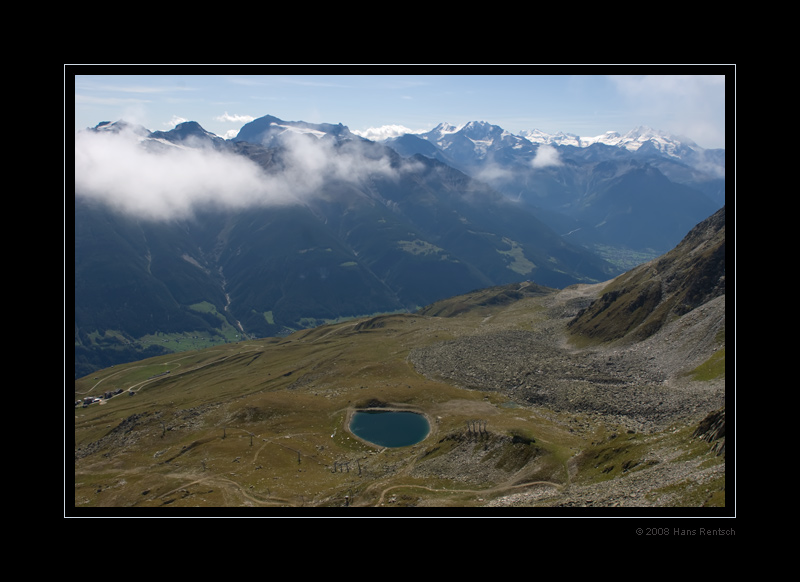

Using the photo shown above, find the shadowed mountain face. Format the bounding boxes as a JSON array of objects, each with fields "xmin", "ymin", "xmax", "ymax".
[{"xmin": 74, "ymin": 118, "xmax": 623, "ymax": 376}]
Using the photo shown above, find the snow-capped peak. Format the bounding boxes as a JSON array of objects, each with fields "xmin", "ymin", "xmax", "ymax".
[
  {"xmin": 431, "ymin": 122, "xmax": 462, "ymax": 136},
  {"xmin": 520, "ymin": 129, "xmax": 586, "ymax": 148},
  {"xmin": 519, "ymin": 125, "xmax": 702, "ymax": 157}
]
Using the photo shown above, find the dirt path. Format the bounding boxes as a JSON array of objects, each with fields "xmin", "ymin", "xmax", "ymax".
[
  {"xmin": 157, "ymin": 472, "xmax": 299, "ymax": 507},
  {"xmin": 372, "ymin": 478, "xmax": 564, "ymax": 506}
]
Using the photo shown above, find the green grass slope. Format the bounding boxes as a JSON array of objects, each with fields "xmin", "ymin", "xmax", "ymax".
[{"xmin": 74, "ymin": 277, "xmax": 726, "ymax": 511}]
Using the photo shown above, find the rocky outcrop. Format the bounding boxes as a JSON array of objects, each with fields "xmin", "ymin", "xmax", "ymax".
[{"xmin": 693, "ymin": 408, "xmax": 726, "ymax": 456}]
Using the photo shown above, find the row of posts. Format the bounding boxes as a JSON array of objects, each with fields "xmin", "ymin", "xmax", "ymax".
[
  {"xmin": 332, "ymin": 459, "xmax": 361, "ymax": 474},
  {"xmin": 466, "ymin": 419, "xmax": 487, "ymax": 435}
]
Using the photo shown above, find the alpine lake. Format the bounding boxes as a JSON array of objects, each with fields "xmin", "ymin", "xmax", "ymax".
[{"xmin": 349, "ymin": 409, "xmax": 430, "ymax": 448}]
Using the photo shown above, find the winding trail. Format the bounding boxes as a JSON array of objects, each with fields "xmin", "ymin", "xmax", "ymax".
[
  {"xmin": 157, "ymin": 472, "xmax": 300, "ymax": 507},
  {"xmin": 76, "ymin": 345, "xmax": 264, "ymax": 397}
]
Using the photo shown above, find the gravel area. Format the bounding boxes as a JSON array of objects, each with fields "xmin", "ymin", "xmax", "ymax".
[
  {"xmin": 408, "ymin": 283, "xmax": 727, "ymax": 508},
  {"xmin": 410, "ymin": 289, "xmax": 726, "ymax": 434},
  {"xmin": 486, "ymin": 451, "xmax": 726, "ymax": 508}
]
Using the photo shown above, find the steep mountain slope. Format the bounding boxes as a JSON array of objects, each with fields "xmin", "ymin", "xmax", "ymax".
[
  {"xmin": 74, "ymin": 198, "xmax": 238, "ymax": 376},
  {"xmin": 567, "ymin": 206, "xmax": 725, "ymax": 344},
  {"xmin": 231, "ymin": 114, "xmax": 357, "ymax": 147},
  {"xmin": 74, "ymin": 116, "xmax": 620, "ymax": 376}
]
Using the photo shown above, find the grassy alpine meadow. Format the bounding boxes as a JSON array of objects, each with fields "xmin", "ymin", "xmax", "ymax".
[
  {"xmin": 75, "ymin": 302, "xmax": 572, "ymax": 508},
  {"xmin": 73, "ymin": 283, "xmax": 726, "ymax": 511}
]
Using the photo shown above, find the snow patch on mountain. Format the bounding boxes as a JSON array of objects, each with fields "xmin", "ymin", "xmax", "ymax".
[
  {"xmin": 269, "ymin": 122, "xmax": 328, "ymax": 140},
  {"xmin": 521, "ymin": 125, "xmax": 703, "ymax": 158},
  {"xmin": 370, "ymin": 121, "xmax": 710, "ymax": 161}
]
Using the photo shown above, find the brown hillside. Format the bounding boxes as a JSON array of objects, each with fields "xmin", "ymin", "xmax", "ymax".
[{"xmin": 567, "ymin": 207, "xmax": 725, "ymax": 345}]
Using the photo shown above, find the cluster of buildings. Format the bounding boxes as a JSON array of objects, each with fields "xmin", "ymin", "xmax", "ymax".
[{"xmin": 75, "ymin": 388, "xmax": 131, "ymax": 408}]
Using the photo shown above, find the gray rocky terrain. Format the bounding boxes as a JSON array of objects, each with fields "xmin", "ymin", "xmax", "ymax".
[
  {"xmin": 408, "ymin": 282, "xmax": 726, "ymax": 508},
  {"xmin": 410, "ymin": 284, "xmax": 725, "ymax": 434}
]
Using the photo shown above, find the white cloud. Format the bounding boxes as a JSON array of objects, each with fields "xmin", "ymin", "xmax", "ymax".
[
  {"xmin": 167, "ymin": 115, "xmax": 188, "ymax": 128},
  {"xmin": 74, "ymin": 125, "xmax": 410, "ymax": 221},
  {"xmin": 608, "ymin": 74, "xmax": 726, "ymax": 149},
  {"xmin": 276, "ymin": 130, "xmax": 399, "ymax": 191},
  {"xmin": 475, "ymin": 162, "xmax": 513, "ymax": 184},
  {"xmin": 531, "ymin": 144, "xmax": 562, "ymax": 168},
  {"xmin": 75, "ymin": 129, "xmax": 296, "ymax": 220},
  {"xmin": 353, "ymin": 124, "xmax": 419, "ymax": 141},
  {"xmin": 216, "ymin": 112, "xmax": 255, "ymax": 124}
]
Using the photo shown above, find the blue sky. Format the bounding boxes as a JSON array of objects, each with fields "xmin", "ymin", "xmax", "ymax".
[{"xmin": 71, "ymin": 67, "xmax": 730, "ymax": 149}]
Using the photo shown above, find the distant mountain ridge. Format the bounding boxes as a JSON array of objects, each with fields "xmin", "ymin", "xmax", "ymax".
[
  {"xmin": 231, "ymin": 114, "xmax": 358, "ymax": 147},
  {"xmin": 74, "ymin": 115, "xmax": 725, "ymax": 377},
  {"xmin": 521, "ymin": 125, "xmax": 708, "ymax": 156},
  {"xmin": 383, "ymin": 120, "xmax": 723, "ymax": 254},
  {"xmin": 390, "ymin": 121, "xmax": 720, "ymax": 163},
  {"xmin": 75, "ymin": 115, "xmax": 628, "ymax": 377}
]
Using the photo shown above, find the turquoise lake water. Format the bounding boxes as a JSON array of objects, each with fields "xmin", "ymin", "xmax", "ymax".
[{"xmin": 349, "ymin": 410, "xmax": 430, "ymax": 448}]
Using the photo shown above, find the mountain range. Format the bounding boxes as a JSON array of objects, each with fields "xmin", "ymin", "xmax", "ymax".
[
  {"xmin": 73, "ymin": 115, "xmax": 724, "ymax": 377},
  {"xmin": 384, "ymin": 121, "xmax": 724, "ymax": 252}
]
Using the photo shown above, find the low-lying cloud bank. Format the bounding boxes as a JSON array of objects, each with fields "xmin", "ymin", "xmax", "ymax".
[
  {"xmin": 74, "ymin": 127, "xmax": 414, "ymax": 221},
  {"xmin": 75, "ymin": 129, "xmax": 288, "ymax": 220}
]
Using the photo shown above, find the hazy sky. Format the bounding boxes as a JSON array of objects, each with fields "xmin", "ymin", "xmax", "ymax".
[{"xmin": 70, "ymin": 66, "xmax": 730, "ymax": 149}]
